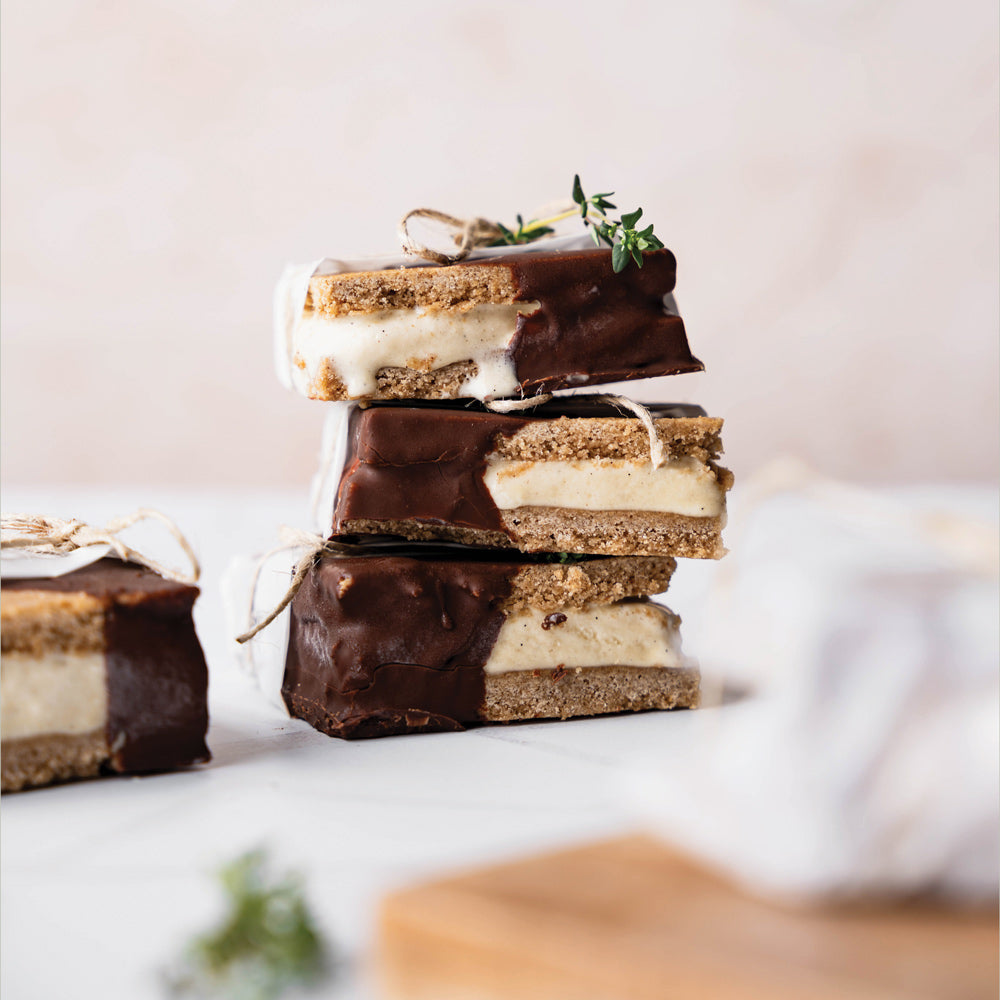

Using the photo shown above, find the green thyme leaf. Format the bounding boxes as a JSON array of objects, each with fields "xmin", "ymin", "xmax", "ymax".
[{"xmin": 620, "ymin": 208, "xmax": 643, "ymax": 229}]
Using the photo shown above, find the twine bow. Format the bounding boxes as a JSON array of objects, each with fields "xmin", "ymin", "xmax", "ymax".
[
  {"xmin": 398, "ymin": 208, "xmax": 505, "ymax": 265},
  {"xmin": 398, "ymin": 198, "xmax": 580, "ymax": 265},
  {"xmin": 0, "ymin": 509, "xmax": 200, "ymax": 584}
]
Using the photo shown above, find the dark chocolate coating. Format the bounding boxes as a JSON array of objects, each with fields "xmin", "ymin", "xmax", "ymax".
[
  {"xmin": 336, "ymin": 405, "xmax": 520, "ymax": 535},
  {"xmin": 333, "ymin": 398, "xmax": 706, "ymax": 537},
  {"xmin": 3, "ymin": 559, "xmax": 210, "ymax": 772},
  {"xmin": 355, "ymin": 397, "xmax": 707, "ymax": 420},
  {"xmin": 282, "ymin": 553, "xmax": 515, "ymax": 738},
  {"xmin": 476, "ymin": 248, "xmax": 702, "ymax": 392}
]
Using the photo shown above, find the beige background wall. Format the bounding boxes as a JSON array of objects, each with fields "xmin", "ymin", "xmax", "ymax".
[{"xmin": 2, "ymin": 0, "xmax": 997, "ymax": 489}]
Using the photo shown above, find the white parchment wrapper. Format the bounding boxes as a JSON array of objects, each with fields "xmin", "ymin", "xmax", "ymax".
[
  {"xmin": 221, "ymin": 549, "xmax": 298, "ymax": 714},
  {"xmin": 224, "ymin": 411, "xmax": 359, "ymax": 708},
  {"xmin": 308, "ymin": 403, "xmax": 353, "ymax": 536},
  {"xmin": 1, "ymin": 545, "xmax": 112, "ymax": 580}
]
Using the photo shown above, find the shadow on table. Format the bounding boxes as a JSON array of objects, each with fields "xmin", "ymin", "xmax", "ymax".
[{"xmin": 204, "ymin": 719, "xmax": 321, "ymax": 769}]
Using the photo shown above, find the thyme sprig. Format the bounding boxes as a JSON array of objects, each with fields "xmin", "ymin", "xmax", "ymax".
[
  {"xmin": 168, "ymin": 850, "xmax": 329, "ymax": 1000},
  {"xmin": 490, "ymin": 175, "xmax": 664, "ymax": 272},
  {"xmin": 492, "ymin": 214, "xmax": 555, "ymax": 246}
]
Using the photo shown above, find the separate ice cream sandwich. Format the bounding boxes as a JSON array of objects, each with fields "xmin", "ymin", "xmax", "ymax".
[
  {"xmin": 283, "ymin": 248, "xmax": 702, "ymax": 402},
  {"xmin": 1, "ymin": 559, "xmax": 210, "ymax": 792},
  {"xmin": 330, "ymin": 399, "xmax": 732, "ymax": 558},
  {"xmin": 282, "ymin": 545, "xmax": 696, "ymax": 739}
]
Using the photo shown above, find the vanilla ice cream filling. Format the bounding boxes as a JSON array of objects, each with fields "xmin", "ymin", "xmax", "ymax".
[
  {"xmin": 292, "ymin": 302, "xmax": 540, "ymax": 399},
  {"xmin": 1, "ymin": 652, "xmax": 106, "ymax": 740},
  {"xmin": 484, "ymin": 601, "xmax": 685, "ymax": 675},
  {"xmin": 483, "ymin": 455, "xmax": 724, "ymax": 517}
]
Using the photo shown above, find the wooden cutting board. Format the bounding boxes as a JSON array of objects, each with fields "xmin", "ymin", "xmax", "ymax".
[{"xmin": 376, "ymin": 834, "xmax": 998, "ymax": 1000}]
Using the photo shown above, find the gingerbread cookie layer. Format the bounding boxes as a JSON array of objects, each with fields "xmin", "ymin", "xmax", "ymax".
[
  {"xmin": 282, "ymin": 546, "xmax": 696, "ymax": 739},
  {"xmin": 290, "ymin": 248, "xmax": 702, "ymax": 401},
  {"xmin": 333, "ymin": 399, "xmax": 732, "ymax": 558},
  {"xmin": 1, "ymin": 559, "xmax": 210, "ymax": 792}
]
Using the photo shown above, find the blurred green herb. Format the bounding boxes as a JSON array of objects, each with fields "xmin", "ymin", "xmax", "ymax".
[
  {"xmin": 490, "ymin": 175, "xmax": 664, "ymax": 272},
  {"xmin": 168, "ymin": 850, "xmax": 328, "ymax": 1000}
]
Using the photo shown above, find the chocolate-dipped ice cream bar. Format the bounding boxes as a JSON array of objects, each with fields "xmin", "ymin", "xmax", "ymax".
[
  {"xmin": 283, "ymin": 546, "xmax": 696, "ymax": 738},
  {"xmin": 279, "ymin": 248, "xmax": 701, "ymax": 402},
  {"xmin": 1, "ymin": 559, "xmax": 210, "ymax": 791},
  {"xmin": 330, "ymin": 398, "xmax": 732, "ymax": 558}
]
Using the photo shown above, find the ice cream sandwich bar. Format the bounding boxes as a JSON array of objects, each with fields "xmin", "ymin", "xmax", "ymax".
[
  {"xmin": 331, "ymin": 399, "xmax": 732, "ymax": 558},
  {"xmin": 283, "ymin": 248, "xmax": 702, "ymax": 402},
  {"xmin": 1, "ymin": 559, "xmax": 210, "ymax": 792},
  {"xmin": 282, "ymin": 546, "xmax": 696, "ymax": 739}
]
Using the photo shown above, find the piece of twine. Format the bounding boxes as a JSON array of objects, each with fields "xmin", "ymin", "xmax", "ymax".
[
  {"xmin": 398, "ymin": 199, "xmax": 583, "ymax": 265},
  {"xmin": 236, "ymin": 527, "xmax": 374, "ymax": 643},
  {"xmin": 0, "ymin": 509, "xmax": 200, "ymax": 584},
  {"xmin": 398, "ymin": 209, "xmax": 506, "ymax": 265}
]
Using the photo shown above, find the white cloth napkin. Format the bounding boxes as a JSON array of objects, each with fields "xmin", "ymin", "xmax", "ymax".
[{"xmin": 630, "ymin": 463, "xmax": 999, "ymax": 901}]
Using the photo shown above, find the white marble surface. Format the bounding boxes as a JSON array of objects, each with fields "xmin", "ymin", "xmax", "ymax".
[
  {"xmin": 0, "ymin": 486, "xmax": 721, "ymax": 1000},
  {"xmin": 3, "ymin": 482, "xmax": 997, "ymax": 999}
]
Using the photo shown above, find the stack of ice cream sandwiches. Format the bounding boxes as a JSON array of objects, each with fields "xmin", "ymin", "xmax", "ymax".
[{"xmin": 271, "ymin": 238, "xmax": 732, "ymax": 738}]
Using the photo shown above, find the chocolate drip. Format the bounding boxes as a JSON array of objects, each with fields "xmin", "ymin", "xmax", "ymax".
[
  {"xmin": 2, "ymin": 559, "xmax": 209, "ymax": 772},
  {"xmin": 486, "ymin": 248, "xmax": 703, "ymax": 393},
  {"xmin": 282, "ymin": 554, "xmax": 514, "ymax": 738}
]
